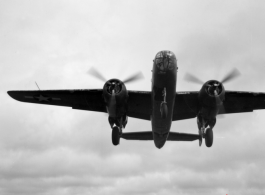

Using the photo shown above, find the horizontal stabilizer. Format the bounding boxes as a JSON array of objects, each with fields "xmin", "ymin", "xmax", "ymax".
[
  {"xmin": 167, "ymin": 132, "xmax": 200, "ymax": 141},
  {"xmin": 121, "ymin": 131, "xmax": 153, "ymax": 140},
  {"xmin": 121, "ymin": 131, "xmax": 199, "ymax": 141}
]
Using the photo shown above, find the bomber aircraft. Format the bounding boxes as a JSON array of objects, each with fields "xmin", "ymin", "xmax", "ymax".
[{"xmin": 7, "ymin": 50, "xmax": 265, "ymax": 149}]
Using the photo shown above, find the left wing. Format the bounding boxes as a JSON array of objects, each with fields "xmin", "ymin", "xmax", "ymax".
[
  {"xmin": 7, "ymin": 89, "xmax": 151, "ymax": 120},
  {"xmin": 7, "ymin": 89, "xmax": 106, "ymax": 113},
  {"xmin": 7, "ymin": 89, "xmax": 152, "ymax": 120}
]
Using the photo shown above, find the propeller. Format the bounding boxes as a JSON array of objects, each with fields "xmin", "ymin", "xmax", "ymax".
[
  {"xmin": 184, "ymin": 68, "xmax": 241, "ymax": 119},
  {"xmin": 184, "ymin": 68, "xmax": 241, "ymax": 85},
  {"xmin": 88, "ymin": 67, "xmax": 144, "ymax": 117},
  {"xmin": 123, "ymin": 71, "xmax": 144, "ymax": 84},
  {"xmin": 88, "ymin": 67, "xmax": 144, "ymax": 84},
  {"xmin": 184, "ymin": 73, "xmax": 204, "ymax": 85},
  {"xmin": 220, "ymin": 68, "xmax": 240, "ymax": 84},
  {"xmin": 87, "ymin": 67, "xmax": 107, "ymax": 82}
]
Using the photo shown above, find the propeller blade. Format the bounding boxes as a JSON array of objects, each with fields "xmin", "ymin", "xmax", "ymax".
[
  {"xmin": 87, "ymin": 67, "xmax": 107, "ymax": 82},
  {"xmin": 184, "ymin": 73, "xmax": 204, "ymax": 85},
  {"xmin": 220, "ymin": 68, "xmax": 240, "ymax": 84},
  {"xmin": 123, "ymin": 72, "xmax": 144, "ymax": 84}
]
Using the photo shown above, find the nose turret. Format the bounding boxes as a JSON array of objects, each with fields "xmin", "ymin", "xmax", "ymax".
[{"xmin": 154, "ymin": 50, "xmax": 177, "ymax": 73}]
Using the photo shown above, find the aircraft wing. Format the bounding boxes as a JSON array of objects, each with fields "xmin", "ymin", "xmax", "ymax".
[
  {"xmin": 7, "ymin": 89, "xmax": 106, "ymax": 113},
  {"xmin": 220, "ymin": 91, "xmax": 265, "ymax": 114},
  {"xmin": 5, "ymin": 90, "xmax": 202, "ymax": 121},
  {"xmin": 7, "ymin": 89, "xmax": 152, "ymax": 119},
  {"xmin": 127, "ymin": 91, "xmax": 199, "ymax": 121},
  {"xmin": 128, "ymin": 90, "xmax": 265, "ymax": 120},
  {"xmin": 9, "ymin": 90, "xmax": 263, "ymax": 121},
  {"xmin": 127, "ymin": 90, "xmax": 151, "ymax": 120},
  {"xmin": 173, "ymin": 92, "xmax": 199, "ymax": 120},
  {"xmin": 174, "ymin": 91, "xmax": 265, "ymax": 120}
]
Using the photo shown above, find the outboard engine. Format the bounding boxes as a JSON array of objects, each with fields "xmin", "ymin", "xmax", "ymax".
[
  {"xmin": 87, "ymin": 67, "xmax": 144, "ymax": 146},
  {"xmin": 184, "ymin": 68, "xmax": 240, "ymax": 147},
  {"xmin": 198, "ymin": 80, "xmax": 225, "ymax": 119},
  {"xmin": 103, "ymin": 79, "xmax": 129, "ymax": 129},
  {"xmin": 197, "ymin": 80, "xmax": 225, "ymax": 147}
]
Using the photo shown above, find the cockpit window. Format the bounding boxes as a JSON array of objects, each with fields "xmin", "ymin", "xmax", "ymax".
[{"xmin": 155, "ymin": 51, "xmax": 176, "ymax": 71}]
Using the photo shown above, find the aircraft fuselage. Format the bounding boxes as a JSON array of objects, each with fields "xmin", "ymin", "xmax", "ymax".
[{"xmin": 151, "ymin": 51, "xmax": 178, "ymax": 148}]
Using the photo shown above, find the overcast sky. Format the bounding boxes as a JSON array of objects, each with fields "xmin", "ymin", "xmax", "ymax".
[{"xmin": 1, "ymin": 0, "xmax": 265, "ymax": 195}]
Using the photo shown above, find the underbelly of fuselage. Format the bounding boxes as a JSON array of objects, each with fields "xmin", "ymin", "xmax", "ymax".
[{"xmin": 151, "ymin": 71, "xmax": 177, "ymax": 148}]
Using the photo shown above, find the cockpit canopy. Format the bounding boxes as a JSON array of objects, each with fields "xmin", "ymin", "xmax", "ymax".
[{"xmin": 154, "ymin": 50, "xmax": 177, "ymax": 71}]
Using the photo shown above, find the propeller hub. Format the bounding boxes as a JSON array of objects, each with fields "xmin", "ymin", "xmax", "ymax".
[
  {"xmin": 205, "ymin": 80, "xmax": 223, "ymax": 96},
  {"xmin": 105, "ymin": 79, "xmax": 122, "ymax": 95}
]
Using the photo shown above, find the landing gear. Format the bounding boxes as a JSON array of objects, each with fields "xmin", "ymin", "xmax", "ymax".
[
  {"xmin": 109, "ymin": 115, "xmax": 127, "ymax": 146},
  {"xmin": 205, "ymin": 128, "xmax": 213, "ymax": 147},
  {"xmin": 197, "ymin": 115, "xmax": 215, "ymax": 147},
  {"xmin": 112, "ymin": 126, "xmax": 121, "ymax": 146},
  {"xmin": 199, "ymin": 127, "xmax": 204, "ymax": 146},
  {"xmin": 197, "ymin": 115, "xmax": 206, "ymax": 147},
  {"xmin": 160, "ymin": 88, "xmax": 168, "ymax": 119}
]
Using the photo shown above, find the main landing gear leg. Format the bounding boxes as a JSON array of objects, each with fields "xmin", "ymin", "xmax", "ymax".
[
  {"xmin": 199, "ymin": 127, "xmax": 204, "ymax": 147},
  {"xmin": 197, "ymin": 115, "xmax": 206, "ymax": 147}
]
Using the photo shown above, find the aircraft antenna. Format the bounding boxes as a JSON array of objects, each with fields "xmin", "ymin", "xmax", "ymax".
[{"xmin": 35, "ymin": 82, "xmax": 41, "ymax": 90}]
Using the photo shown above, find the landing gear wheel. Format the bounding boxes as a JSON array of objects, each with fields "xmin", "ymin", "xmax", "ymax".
[
  {"xmin": 112, "ymin": 126, "xmax": 120, "ymax": 146},
  {"xmin": 160, "ymin": 102, "xmax": 168, "ymax": 119},
  {"xmin": 205, "ymin": 128, "xmax": 213, "ymax": 147}
]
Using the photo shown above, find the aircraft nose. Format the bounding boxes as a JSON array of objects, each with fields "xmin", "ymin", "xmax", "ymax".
[{"xmin": 154, "ymin": 50, "xmax": 177, "ymax": 72}]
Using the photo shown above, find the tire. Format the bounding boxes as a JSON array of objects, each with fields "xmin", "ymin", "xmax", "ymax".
[
  {"xmin": 160, "ymin": 102, "xmax": 168, "ymax": 119},
  {"xmin": 112, "ymin": 126, "xmax": 120, "ymax": 146},
  {"xmin": 205, "ymin": 128, "xmax": 213, "ymax": 147}
]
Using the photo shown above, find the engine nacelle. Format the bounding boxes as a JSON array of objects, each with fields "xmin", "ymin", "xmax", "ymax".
[
  {"xmin": 198, "ymin": 80, "xmax": 225, "ymax": 119},
  {"xmin": 103, "ymin": 79, "xmax": 129, "ymax": 127}
]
